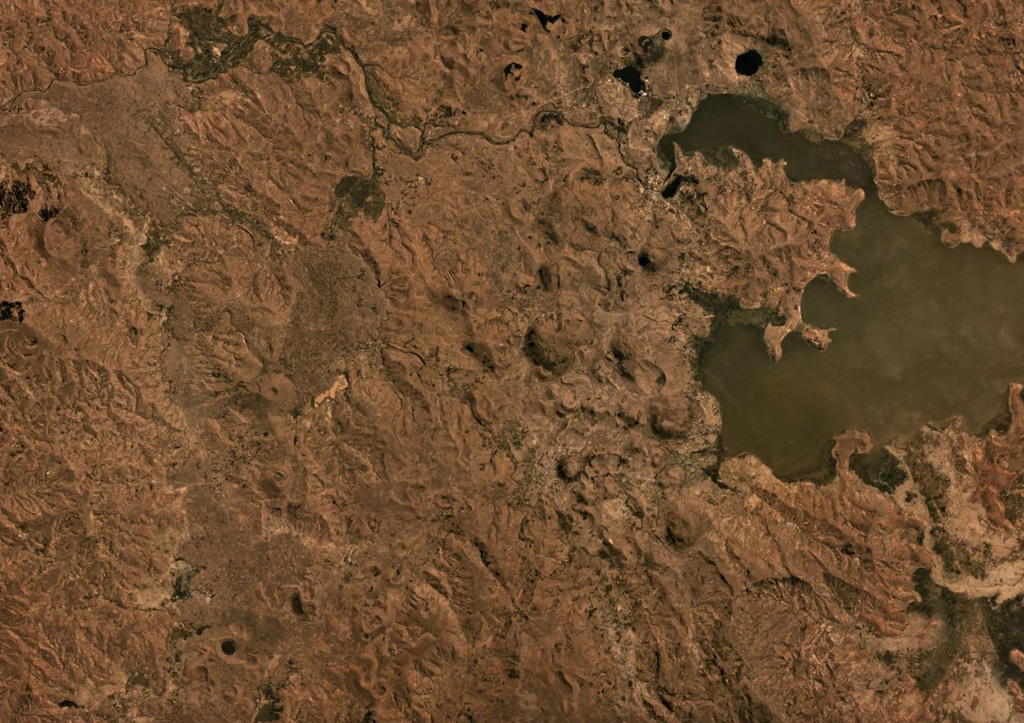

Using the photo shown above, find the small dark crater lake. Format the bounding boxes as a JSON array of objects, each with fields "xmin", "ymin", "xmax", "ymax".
[{"xmin": 662, "ymin": 95, "xmax": 1024, "ymax": 479}]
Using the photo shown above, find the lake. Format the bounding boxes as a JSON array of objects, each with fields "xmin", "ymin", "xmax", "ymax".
[{"xmin": 662, "ymin": 95, "xmax": 1024, "ymax": 478}]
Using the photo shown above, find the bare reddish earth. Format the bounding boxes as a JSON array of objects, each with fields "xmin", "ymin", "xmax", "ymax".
[{"xmin": 4, "ymin": 2, "xmax": 1024, "ymax": 721}]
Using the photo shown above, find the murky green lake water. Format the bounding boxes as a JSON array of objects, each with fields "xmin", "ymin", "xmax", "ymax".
[{"xmin": 662, "ymin": 95, "xmax": 1024, "ymax": 478}]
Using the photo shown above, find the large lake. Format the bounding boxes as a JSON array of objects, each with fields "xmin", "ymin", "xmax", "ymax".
[{"xmin": 662, "ymin": 95, "xmax": 1024, "ymax": 478}]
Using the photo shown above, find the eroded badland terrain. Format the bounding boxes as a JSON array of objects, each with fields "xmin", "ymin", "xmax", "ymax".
[{"xmin": 5, "ymin": 2, "xmax": 1024, "ymax": 721}]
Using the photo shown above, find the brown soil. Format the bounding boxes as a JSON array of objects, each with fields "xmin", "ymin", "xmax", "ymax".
[{"xmin": 4, "ymin": 2, "xmax": 1024, "ymax": 721}]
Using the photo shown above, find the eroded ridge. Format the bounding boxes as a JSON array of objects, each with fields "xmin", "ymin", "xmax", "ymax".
[{"xmin": 5, "ymin": 2, "xmax": 1024, "ymax": 721}]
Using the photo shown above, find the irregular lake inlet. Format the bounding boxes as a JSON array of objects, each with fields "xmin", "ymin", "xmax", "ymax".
[{"xmin": 663, "ymin": 95, "xmax": 1024, "ymax": 478}]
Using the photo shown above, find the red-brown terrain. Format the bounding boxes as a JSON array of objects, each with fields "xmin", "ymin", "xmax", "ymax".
[{"xmin": 4, "ymin": 2, "xmax": 1024, "ymax": 721}]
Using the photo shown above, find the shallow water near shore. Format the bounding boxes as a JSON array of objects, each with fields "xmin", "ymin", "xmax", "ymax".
[{"xmin": 664, "ymin": 95, "xmax": 1024, "ymax": 478}]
